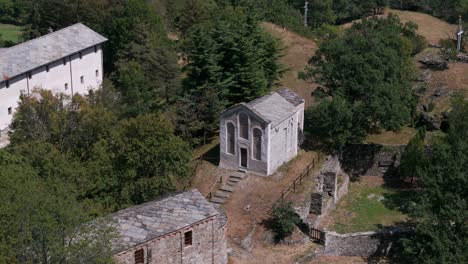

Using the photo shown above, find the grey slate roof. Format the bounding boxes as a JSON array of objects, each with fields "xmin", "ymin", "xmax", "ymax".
[
  {"xmin": 0, "ymin": 23, "xmax": 107, "ymax": 80},
  {"xmin": 276, "ymin": 88, "xmax": 304, "ymax": 106},
  {"xmin": 226, "ymin": 88, "xmax": 304, "ymax": 127},
  {"xmin": 111, "ymin": 189, "xmax": 220, "ymax": 253}
]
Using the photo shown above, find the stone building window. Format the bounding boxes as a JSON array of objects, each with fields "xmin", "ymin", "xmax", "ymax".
[
  {"xmin": 253, "ymin": 128, "xmax": 262, "ymax": 160},
  {"xmin": 64, "ymin": 83, "xmax": 68, "ymax": 90},
  {"xmin": 227, "ymin": 122, "xmax": 235, "ymax": 155},
  {"xmin": 134, "ymin": 248, "xmax": 144, "ymax": 264},
  {"xmin": 184, "ymin": 230, "xmax": 193, "ymax": 247},
  {"xmin": 8, "ymin": 107, "xmax": 12, "ymax": 115},
  {"xmin": 239, "ymin": 113, "xmax": 248, "ymax": 139},
  {"xmin": 96, "ymin": 69, "xmax": 99, "ymax": 77},
  {"xmin": 80, "ymin": 76, "xmax": 84, "ymax": 84}
]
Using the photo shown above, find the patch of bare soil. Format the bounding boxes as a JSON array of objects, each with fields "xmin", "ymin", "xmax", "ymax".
[
  {"xmin": 262, "ymin": 22, "xmax": 319, "ymax": 108},
  {"xmin": 342, "ymin": 9, "xmax": 457, "ymax": 44},
  {"xmin": 389, "ymin": 9, "xmax": 457, "ymax": 44},
  {"xmin": 222, "ymin": 151, "xmax": 324, "ymax": 264},
  {"xmin": 189, "ymin": 161, "xmax": 232, "ymax": 196},
  {"xmin": 422, "ymin": 63, "xmax": 468, "ymax": 114}
]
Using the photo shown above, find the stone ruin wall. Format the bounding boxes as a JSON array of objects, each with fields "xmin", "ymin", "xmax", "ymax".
[
  {"xmin": 306, "ymin": 156, "xmax": 350, "ymax": 228},
  {"xmin": 340, "ymin": 144, "xmax": 406, "ymax": 178},
  {"xmin": 323, "ymin": 228, "xmax": 413, "ymax": 257}
]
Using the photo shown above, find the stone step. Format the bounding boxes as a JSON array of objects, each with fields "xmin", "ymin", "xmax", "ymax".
[
  {"xmin": 228, "ymin": 177, "xmax": 241, "ymax": 183},
  {"xmin": 214, "ymin": 190, "xmax": 230, "ymax": 199},
  {"xmin": 226, "ymin": 182, "xmax": 237, "ymax": 188},
  {"xmin": 210, "ymin": 196, "xmax": 227, "ymax": 204},
  {"xmin": 231, "ymin": 172, "xmax": 247, "ymax": 180},
  {"xmin": 227, "ymin": 179, "xmax": 239, "ymax": 186},
  {"xmin": 219, "ymin": 185, "xmax": 235, "ymax": 192}
]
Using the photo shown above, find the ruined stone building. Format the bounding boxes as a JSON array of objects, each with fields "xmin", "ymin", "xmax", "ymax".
[
  {"xmin": 219, "ymin": 88, "xmax": 305, "ymax": 175},
  {"xmin": 0, "ymin": 23, "xmax": 107, "ymax": 131},
  {"xmin": 112, "ymin": 190, "xmax": 227, "ymax": 264}
]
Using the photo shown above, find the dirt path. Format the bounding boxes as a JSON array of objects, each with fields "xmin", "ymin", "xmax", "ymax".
[
  {"xmin": 222, "ymin": 151, "xmax": 323, "ymax": 264},
  {"xmin": 262, "ymin": 22, "xmax": 319, "ymax": 108}
]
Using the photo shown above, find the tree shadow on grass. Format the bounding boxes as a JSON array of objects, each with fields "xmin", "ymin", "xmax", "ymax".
[{"xmin": 381, "ymin": 167, "xmax": 419, "ymax": 215}]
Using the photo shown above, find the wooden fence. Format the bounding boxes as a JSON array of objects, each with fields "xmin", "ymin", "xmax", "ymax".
[
  {"xmin": 279, "ymin": 153, "xmax": 322, "ymax": 202},
  {"xmin": 309, "ymin": 227, "xmax": 325, "ymax": 244},
  {"xmin": 271, "ymin": 153, "xmax": 323, "ymax": 210}
]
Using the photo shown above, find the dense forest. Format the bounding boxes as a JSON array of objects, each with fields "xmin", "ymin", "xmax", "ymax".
[{"xmin": 0, "ymin": 0, "xmax": 466, "ymax": 263}]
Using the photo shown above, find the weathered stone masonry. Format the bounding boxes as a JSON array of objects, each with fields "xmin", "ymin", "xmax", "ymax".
[
  {"xmin": 111, "ymin": 190, "xmax": 227, "ymax": 264},
  {"xmin": 323, "ymin": 228, "xmax": 413, "ymax": 257}
]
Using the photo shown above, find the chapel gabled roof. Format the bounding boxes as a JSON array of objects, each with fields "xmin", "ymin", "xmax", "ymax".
[
  {"xmin": 0, "ymin": 23, "xmax": 107, "ymax": 80},
  {"xmin": 222, "ymin": 88, "xmax": 304, "ymax": 127},
  {"xmin": 111, "ymin": 189, "xmax": 220, "ymax": 253}
]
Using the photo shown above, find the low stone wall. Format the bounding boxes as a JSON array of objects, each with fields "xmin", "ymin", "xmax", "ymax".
[
  {"xmin": 323, "ymin": 228, "xmax": 412, "ymax": 257},
  {"xmin": 335, "ymin": 174, "xmax": 349, "ymax": 202},
  {"xmin": 340, "ymin": 144, "xmax": 405, "ymax": 177},
  {"xmin": 312, "ymin": 173, "xmax": 349, "ymax": 228}
]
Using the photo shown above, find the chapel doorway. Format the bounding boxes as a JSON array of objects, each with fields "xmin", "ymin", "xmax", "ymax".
[{"xmin": 240, "ymin": 148, "xmax": 248, "ymax": 168}]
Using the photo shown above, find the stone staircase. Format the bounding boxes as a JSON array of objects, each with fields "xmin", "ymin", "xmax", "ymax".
[{"xmin": 210, "ymin": 171, "xmax": 247, "ymax": 205}]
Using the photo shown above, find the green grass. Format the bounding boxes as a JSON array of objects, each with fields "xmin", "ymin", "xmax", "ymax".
[
  {"xmin": 0, "ymin": 23, "xmax": 23, "ymax": 43},
  {"xmin": 330, "ymin": 180, "xmax": 409, "ymax": 233},
  {"xmin": 364, "ymin": 126, "xmax": 417, "ymax": 145}
]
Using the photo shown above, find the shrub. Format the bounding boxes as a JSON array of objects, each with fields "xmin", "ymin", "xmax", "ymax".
[
  {"xmin": 266, "ymin": 201, "xmax": 301, "ymax": 242},
  {"xmin": 439, "ymin": 38, "xmax": 458, "ymax": 60}
]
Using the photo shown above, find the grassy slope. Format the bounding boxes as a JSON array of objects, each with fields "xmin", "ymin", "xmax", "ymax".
[
  {"xmin": 0, "ymin": 23, "xmax": 22, "ymax": 43},
  {"xmin": 261, "ymin": 22, "xmax": 319, "ymax": 108},
  {"xmin": 329, "ymin": 178, "xmax": 408, "ymax": 233}
]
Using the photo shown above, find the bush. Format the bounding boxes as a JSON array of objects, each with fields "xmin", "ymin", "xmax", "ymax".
[
  {"xmin": 439, "ymin": 38, "xmax": 458, "ymax": 60},
  {"xmin": 266, "ymin": 201, "xmax": 301, "ymax": 242}
]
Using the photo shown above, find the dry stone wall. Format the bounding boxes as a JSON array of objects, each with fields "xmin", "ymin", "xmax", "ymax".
[
  {"xmin": 305, "ymin": 156, "xmax": 350, "ymax": 228},
  {"xmin": 340, "ymin": 144, "xmax": 405, "ymax": 178},
  {"xmin": 323, "ymin": 228, "xmax": 413, "ymax": 257}
]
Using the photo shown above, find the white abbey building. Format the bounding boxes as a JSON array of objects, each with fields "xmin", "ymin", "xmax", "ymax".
[{"xmin": 0, "ymin": 23, "xmax": 107, "ymax": 131}]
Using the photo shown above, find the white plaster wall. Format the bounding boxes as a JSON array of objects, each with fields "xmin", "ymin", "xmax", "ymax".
[
  {"xmin": 219, "ymin": 109, "xmax": 269, "ymax": 175},
  {"xmin": 29, "ymin": 59, "xmax": 73, "ymax": 96},
  {"xmin": 0, "ymin": 75, "xmax": 28, "ymax": 130},
  {"xmin": 71, "ymin": 46, "xmax": 103, "ymax": 95},
  {"xmin": 0, "ymin": 44, "xmax": 103, "ymax": 131},
  {"xmin": 268, "ymin": 103, "xmax": 304, "ymax": 174}
]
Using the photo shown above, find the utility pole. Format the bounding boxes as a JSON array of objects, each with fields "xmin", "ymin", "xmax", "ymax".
[
  {"xmin": 304, "ymin": 1, "xmax": 309, "ymax": 27},
  {"xmin": 457, "ymin": 16, "xmax": 464, "ymax": 54}
]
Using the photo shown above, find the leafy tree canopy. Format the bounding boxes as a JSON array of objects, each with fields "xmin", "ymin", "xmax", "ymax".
[
  {"xmin": 177, "ymin": 7, "xmax": 283, "ymax": 144},
  {"xmin": 301, "ymin": 14, "xmax": 419, "ymax": 148},
  {"xmin": 0, "ymin": 151, "xmax": 116, "ymax": 263},
  {"xmin": 397, "ymin": 95, "xmax": 468, "ymax": 263}
]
